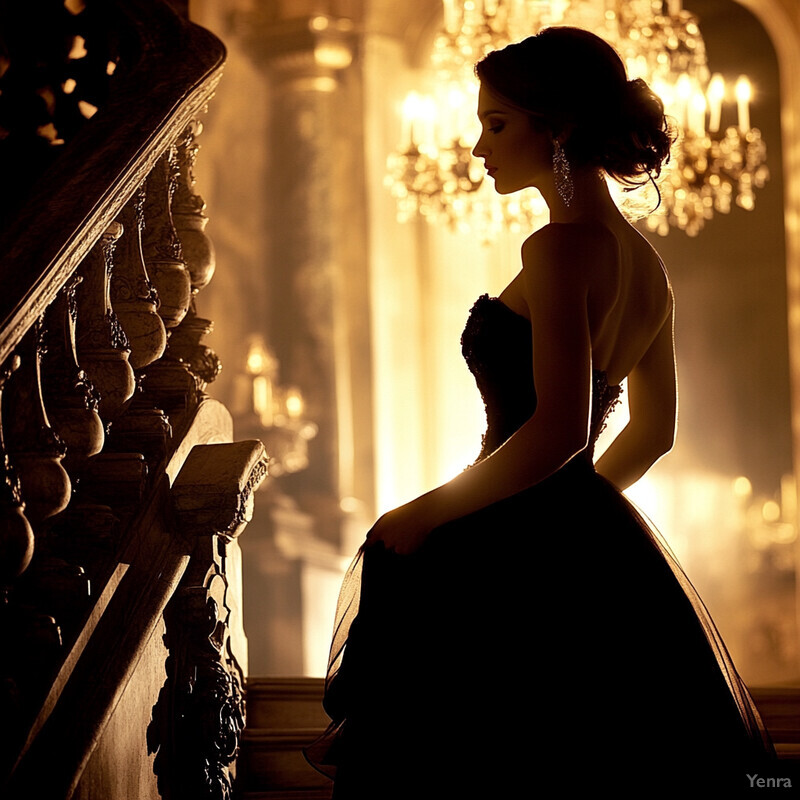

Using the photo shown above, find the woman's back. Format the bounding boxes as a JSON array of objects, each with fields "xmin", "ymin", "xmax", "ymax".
[
  {"xmin": 501, "ymin": 216, "xmax": 672, "ymax": 388},
  {"xmin": 588, "ymin": 216, "xmax": 673, "ymax": 387},
  {"xmin": 495, "ymin": 213, "xmax": 678, "ymax": 496}
]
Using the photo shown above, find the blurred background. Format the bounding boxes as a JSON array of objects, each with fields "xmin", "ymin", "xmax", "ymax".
[{"xmin": 186, "ymin": 0, "xmax": 800, "ymax": 687}]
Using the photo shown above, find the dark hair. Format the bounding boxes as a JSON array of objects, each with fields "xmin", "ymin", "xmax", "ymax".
[{"xmin": 475, "ymin": 27, "xmax": 675, "ymax": 186}]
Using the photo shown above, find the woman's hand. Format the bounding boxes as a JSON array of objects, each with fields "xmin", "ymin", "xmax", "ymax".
[{"xmin": 364, "ymin": 495, "xmax": 438, "ymax": 555}]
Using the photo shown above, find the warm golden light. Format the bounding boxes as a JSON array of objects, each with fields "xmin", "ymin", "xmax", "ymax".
[
  {"xmin": 781, "ymin": 474, "xmax": 797, "ymax": 523},
  {"xmin": 400, "ymin": 92, "xmax": 438, "ymax": 149},
  {"xmin": 707, "ymin": 73, "xmax": 725, "ymax": 133},
  {"xmin": 676, "ymin": 73, "xmax": 692, "ymax": 103},
  {"xmin": 246, "ymin": 337, "xmax": 277, "ymax": 376},
  {"xmin": 68, "ymin": 35, "xmax": 87, "ymax": 60},
  {"xmin": 247, "ymin": 348, "xmax": 266, "ymax": 374},
  {"xmin": 314, "ymin": 43, "xmax": 352, "ymax": 71},
  {"xmin": 689, "ymin": 89, "xmax": 708, "ymax": 137},
  {"xmin": 253, "ymin": 375, "xmax": 273, "ymax": 425},
  {"xmin": 401, "ymin": 91, "xmax": 426, "ymax": 120},
  {"xmin": 285, "ymin": 387, "xmax": 304, "ymax": 420},
  {"xmin": 78, "ymin": 101, "xmax": 97, "ymax": 119},
  {"xmin": 735, "ymin": 75, "xmax": 752, "ymax": 132},
  {"xmin": 763, "ymin": 499, "xmax": 782, "ymax": 524},
  {"xmin": 387, "ymin": 0, "xmax": 768, "ymax": 238},
  {"xmin": 735, "ymin": 76, "xmax": 752, "ymax": 103},
  {"xmin": 733, "ymin": 475, "xmax": 753, "ymax": 498},
  {"xmin": 240, "ymin": 337, "xmax": 317, "ymax": 478}
]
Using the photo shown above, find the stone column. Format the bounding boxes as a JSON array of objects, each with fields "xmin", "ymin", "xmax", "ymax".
[
  {"xmin": 226, "ymin": 10, "xmax": 373, "ymax": 676},
  {"xmin": 242, "ymin": 14, "xmax": 358, "ymax": 543}
]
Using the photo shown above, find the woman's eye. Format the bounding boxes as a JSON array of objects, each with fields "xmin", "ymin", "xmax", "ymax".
[{"xmin": 489, "ymin": 123, "xmax": 504, "ymax": 134}]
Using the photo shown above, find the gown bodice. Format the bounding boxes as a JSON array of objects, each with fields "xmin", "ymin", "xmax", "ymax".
[{"xmin": 461, "ymin": 294, "xmax": 622, "ymax": 462}]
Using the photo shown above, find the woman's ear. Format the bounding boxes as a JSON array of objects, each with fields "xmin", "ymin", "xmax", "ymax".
[{"xmin": 553, "ymin": 121, "xmax": 576, "ymax": 146}]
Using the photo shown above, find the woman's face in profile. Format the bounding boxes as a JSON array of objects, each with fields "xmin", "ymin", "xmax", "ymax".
[{"xmin": 472, "ymin": 84, "xmax": 550, "ymax": 195}]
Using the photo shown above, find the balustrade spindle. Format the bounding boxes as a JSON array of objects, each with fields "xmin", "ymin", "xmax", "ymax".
[
  {"xmin": 111, "ymin": 186, "xmax": 168, "ymax": 370},
  {"xmin": 143, "ymin": 148, "xmax": 192, "ymax": 329},
  {"xmin": 0, "ymin": 356, "xmax": 34, "ymax": 591},
  {"xmin": 173, "ymin": 121, "xmax": 216, "ymax": 291},
  {"xmin": 167, "ymin": 301, "xmax": 221, "ymax": 391},
  {"xmin": 41, "ymin": 276, "xmax": 105, "ymax": 475},
  {"xmin": 166, "ymin": 122, "xmax": 221, "ymax": 394},
  {"xmin": 140, "ymin": 132, "xmax": 220, "ymax": 425},
  {"xmin": 105, "ymin": 381, "xmax": 173, "ymax": 468},
  {"xmin": 0, "ymin": 355, "xmax": 62, "ymax": 779},
  {"xmin": 74, "ymin": 222, "xmax": 136, "ymax": 422},
  {"xmin": 4, "ymin": 323, "xmax": 71, "ymax": 524}
]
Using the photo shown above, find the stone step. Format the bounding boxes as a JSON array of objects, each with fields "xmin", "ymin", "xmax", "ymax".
[
  {"xmin": 242, "ymin": 792, "xmax": 332, "ymax": 800},
  {"xmin": 238, "ymin": 677, "xmax": 332, "ymax": 796},
  {"xmin": 238, "ymin": 679, "xmax": 800, "ymax": 797},
  {"xmin": 246, "ymin": 677, "xmax": 329, "ymax": 729},
  {"xmin": 240, "ymin": 727, "xmax": 332, "ymax": 791},
  {"xmin": 750, "ymin": 686, "xmax": 800, "ymax": 759}
]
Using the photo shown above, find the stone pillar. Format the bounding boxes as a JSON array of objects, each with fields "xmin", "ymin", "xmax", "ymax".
[{"xmin": 242, "ymin": 14, "xmax": 358, "ymax": 544}]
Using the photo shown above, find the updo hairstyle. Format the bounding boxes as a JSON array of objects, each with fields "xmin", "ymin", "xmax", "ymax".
[{"xmin": 475, "ymin": 27, "xmax": 675, "ymax": 186}]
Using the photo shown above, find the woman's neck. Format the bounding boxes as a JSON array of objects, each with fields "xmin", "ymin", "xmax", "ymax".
[{"xmin": 544, "ymin": 169, "xmax": 623, "ymax": 226}]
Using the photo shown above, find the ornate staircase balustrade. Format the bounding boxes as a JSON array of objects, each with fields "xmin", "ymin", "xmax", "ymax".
[{"xmin": 0, "ymin": 2, "xmax": 267, "ymax": 797}]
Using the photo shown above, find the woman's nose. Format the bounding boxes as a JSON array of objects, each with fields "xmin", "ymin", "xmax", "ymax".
[{"xmin": 472, "ymin": 136, "xmax": 486, "ymax": 159}]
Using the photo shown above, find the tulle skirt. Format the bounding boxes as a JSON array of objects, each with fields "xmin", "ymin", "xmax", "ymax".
[{"xmin": 307, "ymin": 457, "xmax": 775, "ymax": 797}]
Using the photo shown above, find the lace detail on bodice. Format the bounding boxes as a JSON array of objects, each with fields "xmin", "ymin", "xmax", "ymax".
[{"xmin": 461, "ymin": 294, "xmax": 622, "ymax": 463}]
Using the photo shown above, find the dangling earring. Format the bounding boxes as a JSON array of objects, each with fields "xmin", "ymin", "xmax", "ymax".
[{"xmin": 552, "ymin": 139, "xmax": 573, "ymax": 208}]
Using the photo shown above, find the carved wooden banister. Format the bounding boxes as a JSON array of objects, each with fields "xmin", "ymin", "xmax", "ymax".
[
  {"xmin": 6, "ymin": 414, "xmax": 267, "ymax": 799},
  {"xmin": 0, "ymin": 0, "xmax": 225, "ymax": 366},
  {"xmin": 0, "ymin": 2, "xmax": 267, "ymax": 798}
]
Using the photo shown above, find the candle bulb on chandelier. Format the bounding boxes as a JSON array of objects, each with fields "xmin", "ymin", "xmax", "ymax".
[
  {"xmin": 675, "ymin": 73, "xmax": 692, "ymax": 131},
  {"xmin": 735, "ymin": 75, "xmax": 751, "ymax": 132},
  {"xmin": 689, "ymin": 89, "xmax": 707, "ymax": 137},
  {"xmin": 667, "ymin": 0, "xmax": 682, "ymax": 16},
  {"xmin": 401, "ymin": 92, "xmax": 421, "ymax": 148},
  {"xmin": 707, "ymin": 73, "xmax": 725, "ymax": 133},
  {"xmin": 253, "ymin": 375, "xmax": 274, "ymax": 427},
  {"xmin": 285, "ymin": 387, "xmax": 305, "ymax": 421}
]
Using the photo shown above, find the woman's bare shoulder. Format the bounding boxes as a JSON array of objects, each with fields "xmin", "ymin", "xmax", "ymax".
[
  {"xmin": 627, "ymin": 226, "xmax": 674, "ymax": 313},
  {"xmin": 522, "ymin": 221, "xmax": 619, "ymax": 261},
  {"xmin": 521, "ymin": 222, "xmax": 620, "ymax": 290}
]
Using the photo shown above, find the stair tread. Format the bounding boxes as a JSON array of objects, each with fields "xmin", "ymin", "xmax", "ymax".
[
  {"xmin": 238, "ymin": 680, "xmax": 800, "ymax": 796},
  {"xmin": 245, "ymin": 677, "xmax": 329, "ymax": 730},
  {"xmin": 244, "ymin": 726, "xmax": 326, "ymax": 737},
  {"xmin": 242, "ymin": 791, "xmax": 332, "ymax": 800}
]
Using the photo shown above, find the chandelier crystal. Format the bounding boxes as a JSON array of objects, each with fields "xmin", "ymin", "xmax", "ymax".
[{"xmin": 385, "ymin": 0, "xmax": 769, "ymax": 238}]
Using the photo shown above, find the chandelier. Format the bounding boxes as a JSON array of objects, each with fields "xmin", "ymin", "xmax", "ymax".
[{"xmin": 385, "ymin": 0, "xmax": 769, "ymax": 237}]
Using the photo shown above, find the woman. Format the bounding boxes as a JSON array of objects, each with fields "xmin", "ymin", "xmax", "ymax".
[{"xmin": 310, "ymin": 27, "xmax": 774, "ymax": 797}]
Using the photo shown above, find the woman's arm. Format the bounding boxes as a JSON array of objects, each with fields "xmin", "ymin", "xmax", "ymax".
[
  {"xmin": 368, "ymin": 225, "xmax": 601, "ymax": 554},
  {"xmin": 594, "ymin": 304, "xmax": 677, "ymax": 490}
]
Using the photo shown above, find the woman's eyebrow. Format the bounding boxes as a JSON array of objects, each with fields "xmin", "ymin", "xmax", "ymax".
[{"xmin": 478, "ymin": 108, "xmax": 510, "ymax": 120}]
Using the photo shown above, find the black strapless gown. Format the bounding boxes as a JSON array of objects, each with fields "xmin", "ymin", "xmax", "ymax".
[{"xmin": 307, "ymin": 295, "xmax": 775, "ymax": 797}]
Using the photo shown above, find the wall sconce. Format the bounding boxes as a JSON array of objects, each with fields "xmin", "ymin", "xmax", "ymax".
[{"xmin": 239, "ymin": 335, "xmax": 318, "ymax": 478}]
